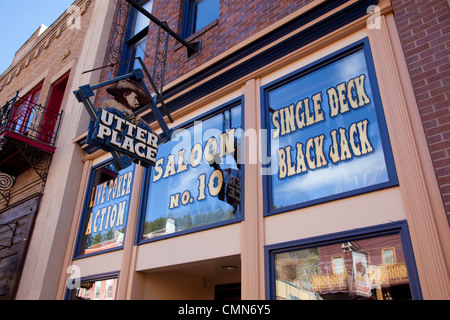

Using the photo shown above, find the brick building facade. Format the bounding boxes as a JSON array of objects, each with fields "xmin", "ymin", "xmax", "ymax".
[{"xmin": 0, "ymin": 0, "xmax": 116, "ymax": 299}]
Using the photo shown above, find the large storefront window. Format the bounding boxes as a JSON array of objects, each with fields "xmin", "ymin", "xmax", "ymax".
[
  {"xmin": 137, "ymin": 99, "xmax": 243, "ymax": 242},
  {"xmin": 261, "ymin": 39, "xmax": 397, "ymax": 215},
  {"xmin": 75, "ymin": 161, "xmax": 135, "ymax": 257},
  {"xmin": 266, "ymin": 222, "xmax": 422, "ymax": 300}
]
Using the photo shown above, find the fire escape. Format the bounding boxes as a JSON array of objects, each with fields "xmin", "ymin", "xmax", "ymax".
[{"xmin": 0, "ymin": 91, "xmax": 63, "ymax": 206}]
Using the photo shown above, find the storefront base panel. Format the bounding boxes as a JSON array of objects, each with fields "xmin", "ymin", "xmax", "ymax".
[{"xmin": 265, "ymin": 187, "xmax": 406, "ymax": 246}]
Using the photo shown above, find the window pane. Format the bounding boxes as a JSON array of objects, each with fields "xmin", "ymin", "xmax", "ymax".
[
  {"xmin": 274, "ymin": 233, "xmax": 413, "ymax": 300},
  {"xmin": 77, "ymin": 162, "xmax": 135, "ymax": 256},
  {"xmin": 332, "ymin": 256, "xmax": 345, "ymax": 274},
  {"xmin": 140, "ymin": 105, "xmax": 243, "ymax": 240},
  {"xmin": 193, "ymin": 0, "xmax": 219, "ymax": 33},
  {"xmin": 133, "ymin": 0, "xmax": 153, "ymax": 36},
  {"xmin": 263, "ymin": 47, "xmax": 396, "ymax": 213},
  {"xmin": 131, "ymin": 37, "xmax": 147, "ymax": 70}
]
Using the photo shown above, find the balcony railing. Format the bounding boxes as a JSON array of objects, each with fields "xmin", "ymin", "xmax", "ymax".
[{"xmin": 0, "ymin": 94, "xmax": 63, "ymax": 148}]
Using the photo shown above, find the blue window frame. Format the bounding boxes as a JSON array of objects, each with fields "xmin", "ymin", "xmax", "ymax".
[
  {"xmin": 136, "ymin": 97, "xmax": 244, "ymax": 243},
  {"xmin": 261, "ymin": 38, "xmax": 398, "ymax": 216},
  {"xmin": 182, "ymin": 0, "xmax": 219, "ymax": 38},
  {"xmin": 74, "ymin": 160, "xmax": 135, "ymax": 258},
  {"xmin": 264, "ymin": 221, "xmax": 423, "ymax": 300},
  {"xmin": 120, "ymin": 0, "xmax": 154, "ymax": 74}
]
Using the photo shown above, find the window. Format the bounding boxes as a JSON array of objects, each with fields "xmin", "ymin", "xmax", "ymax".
[
  {"xmin": 332, "ymin": 256, "xmax": 345, "ymax": 274},
  {"xmin": 121, "ymin": 0, "xmax": 154, "ymax": 73},
  {"xmin": 261, "ymin": 39, "xmax": 397, "ymax": 215},
  {"xmin": 382, "ymin": 248, "xmax": 395, "ymax": 265},
  {"xmin": 183, "ymin": 0, "xmax": 219, "ymax": 37},
  {"xmin": 9, "ymin": 85, "xmax": 42, "ymax": 136},
  {"xmin": 74, "ymin": 160, "xmax": 135, "ymax": 257},
  {"xmin": 137, "ymin": 99, "xmax": 243, "ymax": 242},
  {"xmin": 266, "ymin": 222, "xmax": 422, "ymax": 300}
]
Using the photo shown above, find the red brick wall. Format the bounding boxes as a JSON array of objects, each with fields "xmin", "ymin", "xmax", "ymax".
[
  {"xmin": 97, "ymin": 0, "xmax": 449, "ymax": 219},
  {"xmin": 391, "ymin": 0, "xmax": 450, "ymax": 219},
  {"xmin": 154, "ymin": 0, "xmax": 313, "ymax": 85},
  {"xmin": 95, "ymin": 0, "xmax": 313, "ymax": 115}
]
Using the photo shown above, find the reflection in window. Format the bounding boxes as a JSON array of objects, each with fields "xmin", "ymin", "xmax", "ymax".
[
  {"xmin": 140, "ymin": 103, "xmax": 243, "ymax": 241},
  {"xmin": 69, "ymin": 277, "xmax": 118, "ymax": 300},
  {"xmin": 382, "ymin": 248, "xmax": 395, "ymax": 265},
  {"xmin": 94, "ymin": 281, "xmax": 101, "ymax": 299},
  {"xmin": 76, "ymin": 161, "xmax": 135, "ymax": 256},
  {"xmin": 273, "ymin": 233, "xmax": 413, "ymax": 300},
  {"xmin": 332, "ymin": 256, "xmax": 345, "ymax": 274}
]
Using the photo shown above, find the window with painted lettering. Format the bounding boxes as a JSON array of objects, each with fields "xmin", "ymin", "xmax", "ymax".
[
  {"xmin": 75, "ymin": 161, "xmax": 135, "ymax": 256},
  {"xmin": 138, "ymin": 100, "xmax": 243, "ymax": 242},
  {"xmin": 261, "ymin": 40, "xmax": 397, "ymax": 215}
]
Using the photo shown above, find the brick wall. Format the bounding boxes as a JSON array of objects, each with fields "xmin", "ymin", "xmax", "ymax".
[
  {"xmin": 391, "ymin": 0, "xmax": 450, "ymax": 219},
  {"xmin": 95, "ymin": 0, "xmax": 312, "ymax": 106},
  {"xmin": 95, "ymin": 0, "xmax": 449, "ymax": 220},
  {"xmin": 0, "ymin": 0, "xmax": 94, "ymax": 299},
  {"xmin": 153, "ymin": 0, "xmax": 313, "ymax": 85}
]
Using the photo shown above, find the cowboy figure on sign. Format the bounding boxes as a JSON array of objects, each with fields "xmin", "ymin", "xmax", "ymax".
[{"xmin": 100, "ymin": 78, "xmax": 150, "ymax": 124}]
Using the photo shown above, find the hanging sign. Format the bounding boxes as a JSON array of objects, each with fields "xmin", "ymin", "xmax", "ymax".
[
  {"xmin": 74, "ymin": 70, "xmax": 172, "ymax": 169},
  {"xmin": 87, "ymin": 107, "xmax": 158, "ymax": 167}
]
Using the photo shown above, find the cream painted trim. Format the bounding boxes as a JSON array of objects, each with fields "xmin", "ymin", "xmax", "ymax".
[
  {"xmin": 241, "ymin": 79, "xmax": 265, "ymax": 299},
  {"xmin": 384, "ymin": 13, "xmax": 450, "ymax": 275},
  {"xmin": 116, "ymin": 164, "xmax": 144, "ymax": 300},
  {"xmin": 56, "ymin": 159, "xmax": 92, "ymax": 299},
  {"xmin": 368, "ymin": 15, "xmax": 450, "ymax": 299}
]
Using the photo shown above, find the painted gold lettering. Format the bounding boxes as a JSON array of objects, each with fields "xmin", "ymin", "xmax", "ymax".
[
  {"xmin": 357, "ymin": 119, "xmax": 373, "ymax": 154},
  {"xmin": 96, "ymin": 124, "xmax": 112, "ymax": 140},
  {"xmin": 163, "ymin": 155, "xmax": 176, "ymax": 178},
  {"xmin": 272, "ymin": 110, "xmax": 280, "ymax": 139},
  {"xmin": 312, "ymin": 92, "xmax": 325, "ymax": 123},
  {"xmin": 295, "ymin": 143, "xmax": 307, "ymax": 174},
  {"xmin": 277, "ymin": 148, "xmax": 287, "ymax": 179},
  {"xmin": 177, "ymin": 149, "xmax": 188, "ymax": 174},
  {"xmin": 355, "ymin": 75, "xmax": 370, "ymax": 107},
  {"xmin": 153, "ymin": 158, "xmax": 164, "ymax": 182}
]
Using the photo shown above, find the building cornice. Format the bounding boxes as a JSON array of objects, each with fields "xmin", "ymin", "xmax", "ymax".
[{"xmin": 0, "ymin": 0, "xmax": 91, "ymax": 94}]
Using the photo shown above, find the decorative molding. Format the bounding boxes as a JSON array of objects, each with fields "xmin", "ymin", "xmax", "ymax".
[
  {"xmin": 0, "ymin": 172, "xmax": 16, "ymax": 207},
  {"xmin": 367, "ymin": 15, "xmax": 450, "ymax": 299}
]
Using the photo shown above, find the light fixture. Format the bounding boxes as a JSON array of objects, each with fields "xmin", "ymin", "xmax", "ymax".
[{"xmin": 222, "ymin": 265, "xmax": 237, "ymax": 270}]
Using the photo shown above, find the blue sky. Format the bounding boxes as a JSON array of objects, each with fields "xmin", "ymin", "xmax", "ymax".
[{"xmin": 0, "ymin": 0, "xmax": 75, "ymax": 74}]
